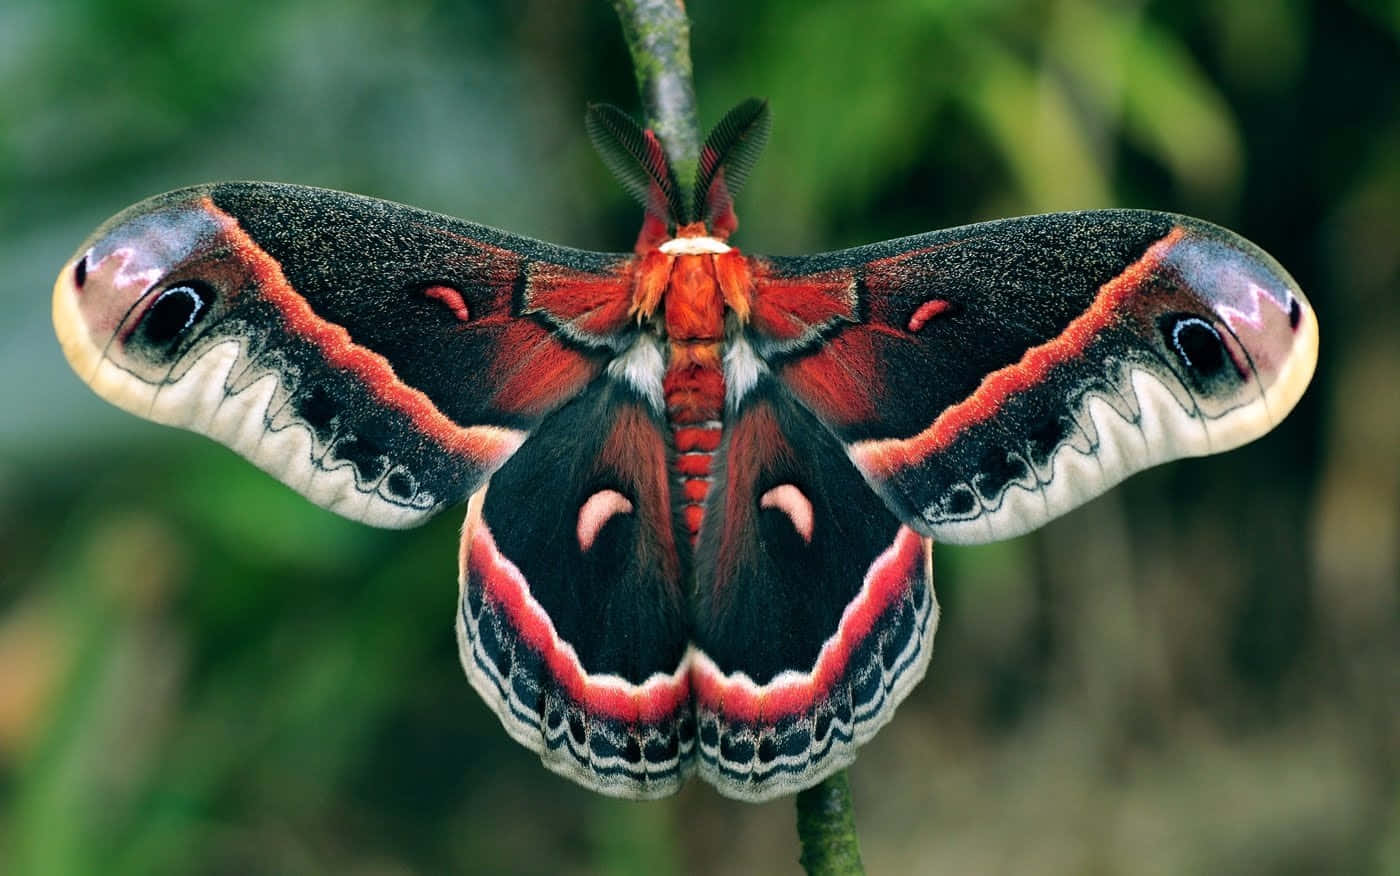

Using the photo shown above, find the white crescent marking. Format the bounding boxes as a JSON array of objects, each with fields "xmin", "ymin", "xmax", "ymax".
[
  {"xmin": 577, "ymin": 489, "xmax": 634, "ymax": 551},
  {"xmin": 759, "ymin": 484, "xmax": 814, "ymax": 543}
]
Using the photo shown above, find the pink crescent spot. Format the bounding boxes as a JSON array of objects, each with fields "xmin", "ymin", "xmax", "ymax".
[
  {"xmin": 423, "ymin": 285, "xmax": 470, "ymax": 322},
  {"xmin": 760, "ymin": 483, "xmax": 814, "ymax": 543},
  {"xmin": 907, "ymin": 298, "xmax": 951, "ymax": 332},
  {"xmin": 577, "ymin": 489, "xmax": 634, "ymax": 552}
]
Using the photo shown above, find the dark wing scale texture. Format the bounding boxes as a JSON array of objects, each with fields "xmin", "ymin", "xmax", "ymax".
[
  {"xmin": 688, "ymin": 377, "xmax": 936, "ymax": 801},
  {"xmin": 457, "ymin": 372, "xmax": 694, "ymax": 798},
  {"xmin": 746, "ymin": 210, "xmax": 1317, "ymax": 544},
  {"xmin": 56, "ymin": 172, "xmax": 1318, "ymax": 804},
  {"xmin": 54, "ymin": 182, "xmax": 639, "ymax": 528}
]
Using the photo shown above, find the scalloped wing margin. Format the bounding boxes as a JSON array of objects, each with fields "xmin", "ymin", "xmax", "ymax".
[
  {"xmin": 748, "ymin": 210, "xmax": 1318, "ymax": 544},
  {"xmin": 688, "ymin": 376, "xmax": 938, "ymax": 801},
  {"xmin": 52, "ymin": 182, "xmax": 640, "ymax": 528},
  {"xmin": 457, "ymin": 370, "xmax": 695, "ymax": 798}
]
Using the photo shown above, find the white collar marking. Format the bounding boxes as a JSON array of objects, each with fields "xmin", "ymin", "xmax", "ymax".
[{"xmin": 658, "ymin": 236, "xmax": 732, "ymax": 255}]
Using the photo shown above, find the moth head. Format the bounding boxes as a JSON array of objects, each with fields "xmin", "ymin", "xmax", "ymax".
[
  {"xmin": 53, "ymin": 187, "xmax": 243, "ymax": 415},
  {"xmin": 1142, "ymin": 219, "xmax": 1317, "ymax": 442}
]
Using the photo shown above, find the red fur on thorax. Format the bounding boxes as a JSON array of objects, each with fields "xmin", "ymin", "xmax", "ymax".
[
  {"xmin": 666, "ymin": 255, "xmax": 726, "ymax": 341},
  {"xmin": 632, "ymin": 239, "xmax": 754, "ymax": 545},
  {"xmin": 632, "ymin": 250, "xmax": 671, "ymax": 320},
  {"xmin": 663, "ymin": 361, "xmax": 723, "ymax": 423}
]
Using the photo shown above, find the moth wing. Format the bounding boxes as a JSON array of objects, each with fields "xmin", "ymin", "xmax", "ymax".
[
  {"xmin": 457, "ymin": 356, "xmax": 694, "ymax": 799},
  {"xmin": 53, "ymin": 182, "xmax": 638, "ymax": 528},
  {"xmin": 744, "ymin": 210, "xmax": 1318, "ymax": 543},
  {"xmin": 689, "ymin": 377, "xmax": 937, "ymax": 801}
]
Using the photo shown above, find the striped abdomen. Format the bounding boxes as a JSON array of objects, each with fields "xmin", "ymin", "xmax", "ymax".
[{"xmin": 664, "ymin": 343, "xmax": 724, "ymax": 545}]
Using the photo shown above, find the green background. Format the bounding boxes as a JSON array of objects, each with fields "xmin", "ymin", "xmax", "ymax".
[{"xmin": 2, "ymin": 0, "xmax": 1397, "ymax": 872}]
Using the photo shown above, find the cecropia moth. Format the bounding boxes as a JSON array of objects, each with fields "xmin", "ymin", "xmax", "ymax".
[{"xmin": 52, "ymin": 100, "xmax": 1317, "ymax": 801}]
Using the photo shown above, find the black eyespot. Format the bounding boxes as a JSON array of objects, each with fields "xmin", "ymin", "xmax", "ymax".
[
  {"xmin": 1164, "ymin": 315, "xmax": 1227, "ymax": 376},
  {"xmin": 140, "ymin": 282, "xmax": 213, "ymax": 346},
  {"xmin": 1027, "ymin": 415, "xmax": 1071, "ymax": 466},
  {"xmin": 298, "ymin": 385, "xmax": 338, "ymax": 435},
  {"xmin": 74, "ymin": 255, "xmax": 87, "ymax": 288},
  {"xmin": 976, "ymin": 446, "xmax": 1029, "ymax": 501},
  {"xmin": 332, "ymin": 434, "xmax": 387, "ymax": 483},
  {"xmin": 1288, "ymin": 296, "xmax": 1302, "ymax": 329},
  {"xmin": 385, "ymin": 471, "xmax": 414, "ymax": 499},
  {"xmin": 757, "ymin": 735, "xmax": 777, "ymax": 764},
  {"xmin": 946, "ymin": 486, "xmax": 977, "ymax": 516}
]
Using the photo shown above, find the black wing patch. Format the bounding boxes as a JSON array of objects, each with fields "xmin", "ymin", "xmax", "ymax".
[
  {"xmin": 689, "ymin": 377, "xmax": 937, "ymax": 801},
  {"xmin": 53, "ymin": 182, "xmax": 638, "ymax": 527},
  {"xmin": 457, "ymin": 369, "xmax": 694, "ymax": 798},
  {"xmin": 750, "ymin": 211, "xmax": 1318, "ymax": 543}
]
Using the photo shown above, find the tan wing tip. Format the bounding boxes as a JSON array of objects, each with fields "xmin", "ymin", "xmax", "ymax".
[
  {"xmin": 52, "ymin": 255, "xmax": 106, "ymax": 386},
  {"xmin": 1263, "ymin": 291, "xmax": 1319, "ymax": 428}
]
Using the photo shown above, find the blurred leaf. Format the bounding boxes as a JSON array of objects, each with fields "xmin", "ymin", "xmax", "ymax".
[
  {"xmin": 1045, "ymin": 0, "xmax": 1243, "ymax": 208},
  {"xmin": 1211, "ymin": 0, "xmax": 1307, "ymax": 92},
  {"xmin": 1119, "ymin": 20, "xmax": 1244, "ymax": 205},
  {"xmin": 1347, "ymin": 0, "xmax": 1400, "ymax": 39},
  {"xmin": 956, "ymin": 29, "xmax": 1112, "ymax": 211}
]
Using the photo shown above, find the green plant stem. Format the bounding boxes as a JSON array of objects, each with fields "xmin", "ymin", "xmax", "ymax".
[
  {"xmin": 607, "ymin": 2, "xmax": 865, "ymax": 873},
  {"xmin": 795, "ymin": 770, "xmax": 866, "ymax": 874},
  {"xmin": 609, "ymin": 0, "xmax": 701, "ymax": 188}
]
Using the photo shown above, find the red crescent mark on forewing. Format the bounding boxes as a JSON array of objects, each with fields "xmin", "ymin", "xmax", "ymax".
[
  {"xmin": 204, "ymin": 197, "xmax": 525, "ymax": 468},
  {"xmin": 906, "ymin": 298, "xmax": 951, "ymax": 332},
  {"xmin": 852, "ymin": 227, "xmax": 1187, "ymax": 479},
  {"xmin": 423, "ymin": 284, "xmax": 470, "ymax": 322},
  {"xmin": 419, "ymin": 225, "xmax": 612, "ymax": 419}
]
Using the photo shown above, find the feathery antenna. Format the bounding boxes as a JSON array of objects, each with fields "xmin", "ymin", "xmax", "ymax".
[
  {"xmin": 587, "ymin": 103, "xmax": 689, "ymax": 226},
  {"xmin": 694, "ymin": 99, "xmax": 771, "ymax": 234}
]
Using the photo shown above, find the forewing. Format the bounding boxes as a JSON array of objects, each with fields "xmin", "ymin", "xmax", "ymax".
[
  {"xmin": 745, "ymin": 210, "xmax": 1318, "ymax": 543},
  {"xmin": 53, "ymin": 182, "xmax": 637, "ymax": 528},
  {"xmin": 457, "ymin": 359, "xmax": 694, "ymax": 798},
  {"xmin": 690, "ymin": 377, "xmax": 937, "ymax": 801}
]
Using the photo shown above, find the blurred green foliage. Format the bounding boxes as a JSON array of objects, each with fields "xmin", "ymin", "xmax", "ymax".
[{"xmin": 1, "ymin": 0, "xmax": 1397, "ymax": 873}]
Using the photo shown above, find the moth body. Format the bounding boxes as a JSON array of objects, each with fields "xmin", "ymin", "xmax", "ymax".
[
  {"xmin": 51, "ymin": 99, "xmax": 1317, "ymax": 802},
  {"xmin": 634, "ymin": 229, "xmax": 758, "ymax": 544}
]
